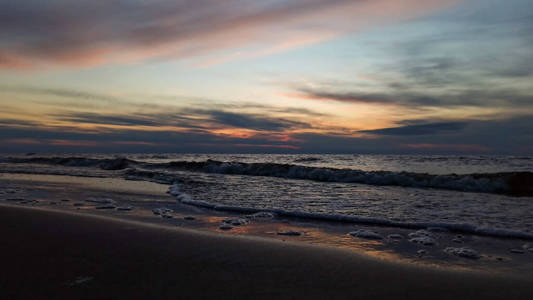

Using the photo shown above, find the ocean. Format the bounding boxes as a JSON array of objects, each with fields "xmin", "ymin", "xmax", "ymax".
[{"xmin": 1, "ymin": 154, "xmax": 532, "ymax": 239}]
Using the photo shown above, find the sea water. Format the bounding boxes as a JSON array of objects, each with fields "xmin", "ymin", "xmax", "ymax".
[{"xmin": 1, "ymin": 154, "xmax": 532, "ymax": 239}]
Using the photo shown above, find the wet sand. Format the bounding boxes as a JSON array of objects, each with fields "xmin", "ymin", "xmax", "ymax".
[
  {"xmin": 1, "ymin": 204, "xmax": 533, "ymax": 299},
  {"xmin": 1, "ymin": 174, "xmax": 533, "ymax": 298}
]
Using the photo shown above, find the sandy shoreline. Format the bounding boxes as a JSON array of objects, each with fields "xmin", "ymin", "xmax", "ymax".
[
  {"xmin": 0, "ymin": 204, "xmax": 532, "ymax": 299},
  {"xmin": 1, "ymin": 173, "xmax": 533, "ymax": 298},
  {"xmin": 2, "ymin": 173, "xmax": 533, "ymax": 270}
]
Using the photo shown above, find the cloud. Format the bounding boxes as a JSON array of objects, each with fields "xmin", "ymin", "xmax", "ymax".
[
  {"xmin": 0, "ymin": 0, "xmax": 457, "ymax": 69},
  {"xmin": 293, "ymin": 85, "xmax": 533, "ymax": 109},
  {"xmin": 58, "ymin": 113, "xmax": 161, "ymax": 127},
  {"xmin": 194, "ymin": 110, "xmax": 309, "ymax": 131},
  {"xmin": 6, "ymin": 86, "xmax": 119, "ymax": 103},
  {"xmin": 288, "ymin": 0, "xmax": 533, "ymax": 111},
  {"xmin": 293, "ymin": 87, "xmax": 441, "ymax": 106},
  {"xmin": 52, "ymin": 108, "xmax": 312, "ymax": 132},
  {"xmin": 0, "ymin": 85, "xmax": 141, "ymax": 110},
  {"xmin": 359, "ymin": 121, "xmax": 468, "ymax": 135},
  {"xmin": 0, "ymin": 119, "xmax": 41, "ymax": 127},
  {"xmin": 0, "ymin": 125, "xmax": 302, "ymax": 153},
  {"xmin": 0, "ymin": 115, "xmax": 531, "ymax": 154}
]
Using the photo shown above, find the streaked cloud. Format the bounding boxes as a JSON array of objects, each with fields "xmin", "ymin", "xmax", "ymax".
[
  {"xmin": 403, "ymin": 143, "xmax": 490, "ymax": 152},
  {"xmin": 0, "ymin": 115, "xmax": 530, "ymax": 154},
  {"xmin": 286, "ymin": 0, "xmax": 533, "ymax": 116},
  {"xmin": 1, "ymin": 0, "xmax": 531, "ymax": 155},
  {"xmin": 0, "ymin": 0, "xmax": 457, "ymax": 69},
  {"xmin": 54, "ymin": 109, "xmax": 312, "ymax": 132},
  {"xmin": 190, "ymin": 109, "xmax": 310, "ymax": 131},
  {"xmin": 359, "ymin": 121, "xmax": 468, "ymax": 136}
]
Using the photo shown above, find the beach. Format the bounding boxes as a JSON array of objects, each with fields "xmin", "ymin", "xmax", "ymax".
[
  {"xmin": 2, "ymin": 204, "xmax": 533, "ymax": 299},
  {"xmin": 1, "ymin": 173, "xmax": 533, "ymax": 299},
  {"xmin": 3, "ymin": 0, "xmax": 532, "ymax": 298}
]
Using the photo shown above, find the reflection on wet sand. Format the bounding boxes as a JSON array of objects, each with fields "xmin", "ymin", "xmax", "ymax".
[{"xmin": 2, "ymin": 174, "xmax": 533, "ymax": 276}]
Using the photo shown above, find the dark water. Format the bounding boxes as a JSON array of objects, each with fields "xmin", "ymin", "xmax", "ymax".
[{"xmin": 1, "ymin": 154, "xmax": 533, "ymax": 239}]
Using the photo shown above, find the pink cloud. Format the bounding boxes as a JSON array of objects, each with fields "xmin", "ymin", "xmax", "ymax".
[{"xmin": 0, "ymin": 0, "xmax": 459, "ymax": 69}]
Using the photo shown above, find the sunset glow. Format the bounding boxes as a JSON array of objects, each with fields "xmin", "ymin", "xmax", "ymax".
[{"xmin": 1, "ymin": 0, "xmax": 531, "ymax": 154}]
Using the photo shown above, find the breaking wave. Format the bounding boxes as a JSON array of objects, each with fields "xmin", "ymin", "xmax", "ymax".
[
  {"xmin": 4, "ymin": 157, "xmax": 533, "ymax": 196},
  {"xmin": 155, "ymin": 160, "xmax": 533, "ymax": 196},
  {"xmin": 4, "ymin": 156, "xmax": 135, "ymax": 170},
  {"xmin": 168, "ymin": 184, "xmax": 533, "ymax": 240}
]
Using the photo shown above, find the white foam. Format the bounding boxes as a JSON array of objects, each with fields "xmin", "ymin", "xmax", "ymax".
[
  {"xmin": 86, "ymin": 197, "xmax": 115, "ymax": 204},
  {"xmin": 408, "ymin": 230, "xmax": 436, "ymax": 246},
  {"xmin": 168, "ymin": 184, "xmax": 533, "ymax": 241},
  {"xmin": 159, "ymin": 160, "xmax": 528, "ymax": 195},
  {"xmin": 222, "ymin": 218, "xmax": 248, "ymax": 226},
  {"xmin": 8, "ymin": 156, "xmax": 533, "ymax": 195},
  {"xmin": 408, "ymin": 230, "xmax": 433, "ymax": 238},
  {"xmin": 387, "ymin": 234, "xmax": 404, "ymax": 240},
  {"xmin": 152, "ymin": 207, "xmax": 173, "ymax": 216},
  {"xmin": 409, "ymin": 236, "xmax": 437, "ymax": 246},
  {"xmin": 169, "ymin": 183, "xmax": 193, "ymax": 203},
  {"xmin": 427, "ymin": 227, "xmax": 448, "ymax": 232},
  {"xmin": 246, "ymin": 212, "xmax": 275, "ymax": 219},
  {"xmin": 349, "ymin": 229, "xmax": 383, "ymax": 240},
  {"xmin": 444, "ymin": 247, "xmax": 481, "ymax": 259},
  {"xmin": 510, "ymin": 249, "xmax": 525, "ymax": 254},
  {"xmin": 69, "ymin": 276, "xmax": 94, "ymax": 286}
]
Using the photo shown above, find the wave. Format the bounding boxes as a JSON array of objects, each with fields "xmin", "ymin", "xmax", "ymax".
[
  {"xmin": 156, "ymin": 160, "xmax": 532, "ymax": 196},
  {"xmin": 293, "ymin": 157, "xmax": 322, "ymax": 163},
  {"xmin": 4, "ymin": 157, "xmax": 533, "ymax": 196},
  {"xmin": 168, "ymin": 184, "xmax": 533, "ymax": 240},
  {"xmin": 4, "ymin": 156, "xmax": 136, "ymax": 170}
]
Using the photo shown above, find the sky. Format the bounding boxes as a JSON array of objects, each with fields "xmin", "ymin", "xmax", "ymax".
[{"xmin": 0, "ymin": 0, "xmax": 532, "ymax": 154}]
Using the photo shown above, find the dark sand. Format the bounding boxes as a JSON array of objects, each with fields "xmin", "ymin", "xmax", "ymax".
[{"xmin": 1, "ymin": 205, "xmax": 532, "ymax": 299}]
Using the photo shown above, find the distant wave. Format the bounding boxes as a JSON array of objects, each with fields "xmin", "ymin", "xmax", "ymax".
[
  {"xmin": 168, "ymin": 184, "xmax": 533, "ymax": 240},
  {"xmin": 293, "ymin": 157, "xmax": 322, "ymax": 163},
  {"xmin": 154, "ymin": 160, "xmax": 533, "ymax": 196},
  {"xmin": 5, "ymin": 156, "xmax": 135, "ymax": 170},
  {"xmin": 4, "ymin": 157, "xmax": 533, "ymax": 196}
]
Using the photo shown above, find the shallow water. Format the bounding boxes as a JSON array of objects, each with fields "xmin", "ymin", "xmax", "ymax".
[
  {"xmin": 1, "ymin": 153, "xmax": 532, "ymax": 239},
  {"xmin": 3, "ymin": 172, "xmax": 533, "ymax": 275}
]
